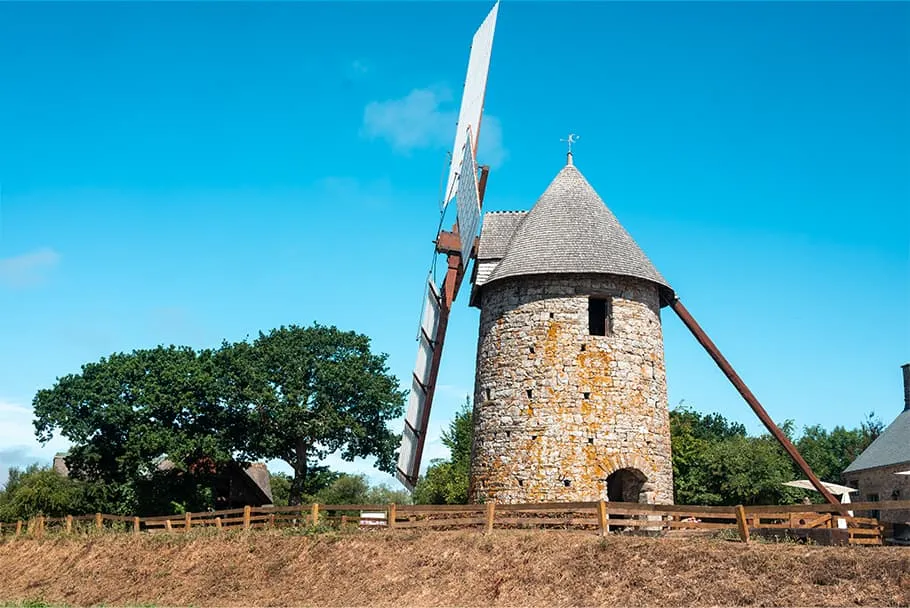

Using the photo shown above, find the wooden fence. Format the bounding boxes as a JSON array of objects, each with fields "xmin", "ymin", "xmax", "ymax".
[{"xmin": 3, "ymin": 499, "xmax": 907, "ymax": 546}]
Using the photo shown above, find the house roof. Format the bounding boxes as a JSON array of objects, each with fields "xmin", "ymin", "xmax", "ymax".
[
  {"xmin": 477, "ymin": 211, "xmax": 528, "ymax": 260},
  {"xmin": 843, "ymin": 409, "xmax": 910, "ymax": 473},
  {"xmin": 481, "ymin": 160, "xmax": 673, "ymax": 298}
]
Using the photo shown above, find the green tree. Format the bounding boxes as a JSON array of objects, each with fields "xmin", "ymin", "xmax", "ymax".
[
  {"xmin": 413, "ymin": 398, "xmax": 473, "ymax": 504},
  {"xmin": 307, "ymin": 473, "xmax": 410, "ymax": 505},
  {"xmin": 32, "ymin": 346, "xmax": 239, "ymax": 515},
  {"xmin": 703, "ymin": 435, "xmax": 804, "ymax": 505},
  {"xmin": 669, "ymin": 403, "xmax": 746, "ymax": 505},
  {"xmin": 795, "ymin": 412, "xmax": 882, "ymax": 489},
  {"xmin": 0, "ymin": 465, "xmax": 86, "ymax": 520},
  {"xmin": 221, "ymin": 324, "xmax": 405, "ymax": 505}
]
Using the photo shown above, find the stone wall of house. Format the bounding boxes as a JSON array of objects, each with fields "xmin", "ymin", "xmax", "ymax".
[
  {"xmin": 470, "ymin": 273, "xmax": 674, "ymax": 504},
  {"xmin": 844, "ymin": 462, "xmax": 910, "ymax": 524}
]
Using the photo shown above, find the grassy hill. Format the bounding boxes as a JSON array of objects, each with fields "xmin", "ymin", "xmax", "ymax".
[{"xmin": 0, "ymin": 530, "xmax": 907, "ymax": 607}]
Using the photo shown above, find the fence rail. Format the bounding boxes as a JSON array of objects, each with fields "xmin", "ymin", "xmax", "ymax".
[{"xmin": 3, "ymin": 499, "xmax": 906, "ymax": 546}]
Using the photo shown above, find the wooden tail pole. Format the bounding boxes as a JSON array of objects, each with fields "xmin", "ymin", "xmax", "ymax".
[
  {"xmin": 65, "ymin": 515, "xmax": 73, "ymax": 534},
  {"xmin": 669, "ymin": 297, "xmax": 846, "ymax": 511},
  {"xmin": 388, "ymin": 503, "xmax": 397, "ymax": 529},
  {"xmin": 133, "ymin": 517, "xmax": 140, "ymax": 535},
  {"xmin": 597, "ymin": 500, "xmax": 608, "ymax": 537},
  {"xmin": 95, "ymin": 512, "xmax": 103, "ymax": 531},
  {"xmin": 243, "ymin": 505, "xmax": 251, "ymax": 530}
]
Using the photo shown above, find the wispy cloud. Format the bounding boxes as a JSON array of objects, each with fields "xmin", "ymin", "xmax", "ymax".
[
  {"xmin": 476, "ymin": 115, "xmax": 507, "ymax": 169},
  {"xmin": 0, "ymin": 398, "xmax": 71, "ymax": 486},
  {"xmin": 349, "ymin": 59, "xmax": 369, "ymax": 77},
  {"xmin": 362, "ymin": 86, "xmax": 507, "ymax": 168},
  {"xmin": 0, "ymin": 248, "xmax": 60, "ymax": 288},
  {"xmin": 362, "ymin": 86, "xmax": 456, "ymax": 153}
]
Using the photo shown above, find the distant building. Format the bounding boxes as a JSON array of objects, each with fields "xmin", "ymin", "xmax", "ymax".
[
  {"xmin": 53, "ymin": 453, "xmax": 273, "ymax": 508},
  {"xmin": 843, "ymin": 364, "xmax": 910, "ymax": 537}
]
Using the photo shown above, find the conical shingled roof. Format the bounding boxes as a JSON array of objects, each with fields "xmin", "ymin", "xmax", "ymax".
[{"xmin": 486, "ymin": 161, "xmax": 673, "ymax": 299}]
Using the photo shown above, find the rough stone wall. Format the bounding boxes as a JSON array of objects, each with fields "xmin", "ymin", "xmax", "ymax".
[
  {"xmin": 471, "ymin": 273, "xmax": 674, "ymax": 504},
  {"xmin": 843, "ymin": 462, "xmax": 910, "ymax": 524}
]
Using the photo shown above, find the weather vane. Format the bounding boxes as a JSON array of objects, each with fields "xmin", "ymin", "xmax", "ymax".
[{"xmin": 561, "ymin": 133, "xmax": 579, "ymax": 154}]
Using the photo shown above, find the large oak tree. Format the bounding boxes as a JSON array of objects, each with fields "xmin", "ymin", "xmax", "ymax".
[{"xmin": 219, "ymin": 324, "xmax": 405, "ymax": 504}]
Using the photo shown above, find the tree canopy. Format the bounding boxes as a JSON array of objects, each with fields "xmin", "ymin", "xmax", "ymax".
[
  {"xmin": 220, "ymin": 324, "xmax": 405, "ymax": 504},
  {"xmin": 30, "ymin": 323, "xmax": 405, "ymax": 514},
  {"xmin": 32, "ymin": 346, "xmax": 237, "ymax": 514},
  {"xmin": 670, "ymin": 404, "xmax": 882, "ymax": 505},
  {"xmin": 0, "ymin": 465, "xmax": 87, "ymax": 521}
]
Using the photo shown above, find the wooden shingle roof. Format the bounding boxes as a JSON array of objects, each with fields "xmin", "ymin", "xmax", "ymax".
[{"xmin": 478, "ymin": 161, "xmax": 672, "ymax": 299}]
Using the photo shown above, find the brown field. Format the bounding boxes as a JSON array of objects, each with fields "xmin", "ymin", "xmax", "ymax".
[{"xmin": 0, "ymin": 530, "xmax": 908, "ymax": 607}]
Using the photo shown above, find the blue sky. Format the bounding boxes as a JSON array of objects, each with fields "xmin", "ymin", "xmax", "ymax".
[{"xmin": 1, "ymin": 1, "xmax": 907, "ymax": 488}]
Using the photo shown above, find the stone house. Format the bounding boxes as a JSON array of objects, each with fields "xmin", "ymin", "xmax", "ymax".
[
  {"xmin": 842, "ymin": 364, "xmax": 910, "ymax": 537},
  {"xmin": 468, "ymin": 154, "xmax": 674, "ymax": 505}
]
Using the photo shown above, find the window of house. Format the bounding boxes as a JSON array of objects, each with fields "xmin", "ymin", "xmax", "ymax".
[
  {"xmin": 588, "ymin": 297, "xmax": 612, "ymax": 336},
  {"xmin": 867, "ymin": 493, "xmax": 880, "ymax": 520}
]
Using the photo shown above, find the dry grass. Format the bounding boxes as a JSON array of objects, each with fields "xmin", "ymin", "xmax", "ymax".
[{"xmin": 0, "ymin": 529, "xmax": 908, "ymax": 607}]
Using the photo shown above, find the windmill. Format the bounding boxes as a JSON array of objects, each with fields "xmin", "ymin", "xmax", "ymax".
[{"xmin": 395, "ymin": 2, "xmax": 846, "ymax": 514}]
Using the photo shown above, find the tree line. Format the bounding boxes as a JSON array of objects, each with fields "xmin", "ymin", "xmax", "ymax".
[
  {"xmin": 411, "ymin": 402, "xmax": 883, "ymax": 506},
  {"xmin": 0, "ymin": 320, "xmax": 884, "ymax": 519}
]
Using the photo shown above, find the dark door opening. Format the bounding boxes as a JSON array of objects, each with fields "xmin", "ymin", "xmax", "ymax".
[{"xmin": 606, "ymin": 468, "xmax": 647, "ymax": 503}]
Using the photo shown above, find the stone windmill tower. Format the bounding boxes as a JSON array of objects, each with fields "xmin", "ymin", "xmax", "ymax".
[{"xmin": 468, "ymin": 151, "xmax": 675, "ymax": 505}]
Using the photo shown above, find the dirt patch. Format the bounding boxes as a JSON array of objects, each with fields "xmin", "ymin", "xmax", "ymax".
[{"xmin": 0, "ymin": 530, "xmax": 908, "ymax": 607}]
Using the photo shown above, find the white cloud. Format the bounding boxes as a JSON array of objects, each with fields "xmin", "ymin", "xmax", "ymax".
[
  {"xmin": 0, "ymin": 398, "xmax": 71, "ymax": 486},
  {"xmin": 362, "ymin": 86, "xmax": 507, "ymax": 168},
  {"xmin": 476, "ymin": 115, "xmax": 507, "ymax": 169},
  {"xmin": 0, "ymin": 247, "xmax": 60, "ymax": 288},
  {"xmin": 362, "ymin": 86, "xmax": 456, "ymax": 153}
]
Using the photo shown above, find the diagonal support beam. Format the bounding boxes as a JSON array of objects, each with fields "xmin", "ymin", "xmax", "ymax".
[{"xmin": 669, "ymin": 297, "xmax": 848, "ymax": 512}]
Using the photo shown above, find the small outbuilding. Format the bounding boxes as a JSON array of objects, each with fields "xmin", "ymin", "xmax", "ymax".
[{"xmin": 842, "ymin": 364, "xmax": 910, "ymax": 541}]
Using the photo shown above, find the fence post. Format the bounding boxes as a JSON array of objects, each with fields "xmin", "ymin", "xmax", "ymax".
[
  {"xmin": 15, "ymin": 520, "xmax": 22, "ymax": 537},
  {"xmin": 268, "ymin": 513, "xmax": 275, "ymax": 528},
  {"xmin": 133, "ymin": 517, "xmax": 140, "ymax": 535},
  {"xmin": 95, "ymin": 513, "xmax": 103, "ymax": 531},
  {"xmin": 215, "ymin": 517, "xmax": 222, "ymax": 530},
  {"xmin": 243, "ymin": 505, "xmax": 251, "ymax": 531},
  {"xmin": 485, "ymin": 502, "xmax": 496, "ymax": 534},
  {"xmin": 598, "ymin": 500, "xmax": 608, "ymax": 537},
  {"xmin": 735, "ymin": 505, "xmax": 750, "ymax": 543},
  {"xmin": 388, "ymin": 503, "xmax": 396, "ymax": 529},
  {"xmin": 311, "ymin": 503, "xmax": 319, "ymax": 527},
  {"xmin": 65, "ymin": 515, "xmax": 73, "ymax": 534},
  {"xmin": 184, "ymin": 511, "xmax": 192, "ymax": 532},
  {"xmin": 165, "ymin": 519, "xmax": 172, "ymax": 532},
  {"xmin": 36, "ymin": 515, "xmax": 45, "ymax": 538}
]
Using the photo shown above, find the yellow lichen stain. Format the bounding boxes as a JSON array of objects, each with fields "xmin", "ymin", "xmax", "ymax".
[
  {"xmin": 543, "ymin": 320, "xmax": 562, "ymax": 364},
  {"xmin": 580, "ymin": 398, "xmax": 593, "ymax": 418}
]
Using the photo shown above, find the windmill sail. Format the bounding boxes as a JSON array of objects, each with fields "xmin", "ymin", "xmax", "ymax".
[
  {"xmin": 396, "ymin": 3, "xmax": 499, "ymax": 491},
  {"xmin": 443, "ymin": 1, "xmax": 499, "ymax": 207},
  {"xmin": 396, "ymin": 277, "xmax": 440, "ymax": 490},
  {"xmin": 455, "ymin": 127, "xmax": 481, "ymax": 264}
]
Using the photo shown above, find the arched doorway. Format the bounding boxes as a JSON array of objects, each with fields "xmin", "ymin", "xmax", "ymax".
[{"xmin": 606, "ymin": 468, "xmax": 647, "ymax": 503}]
